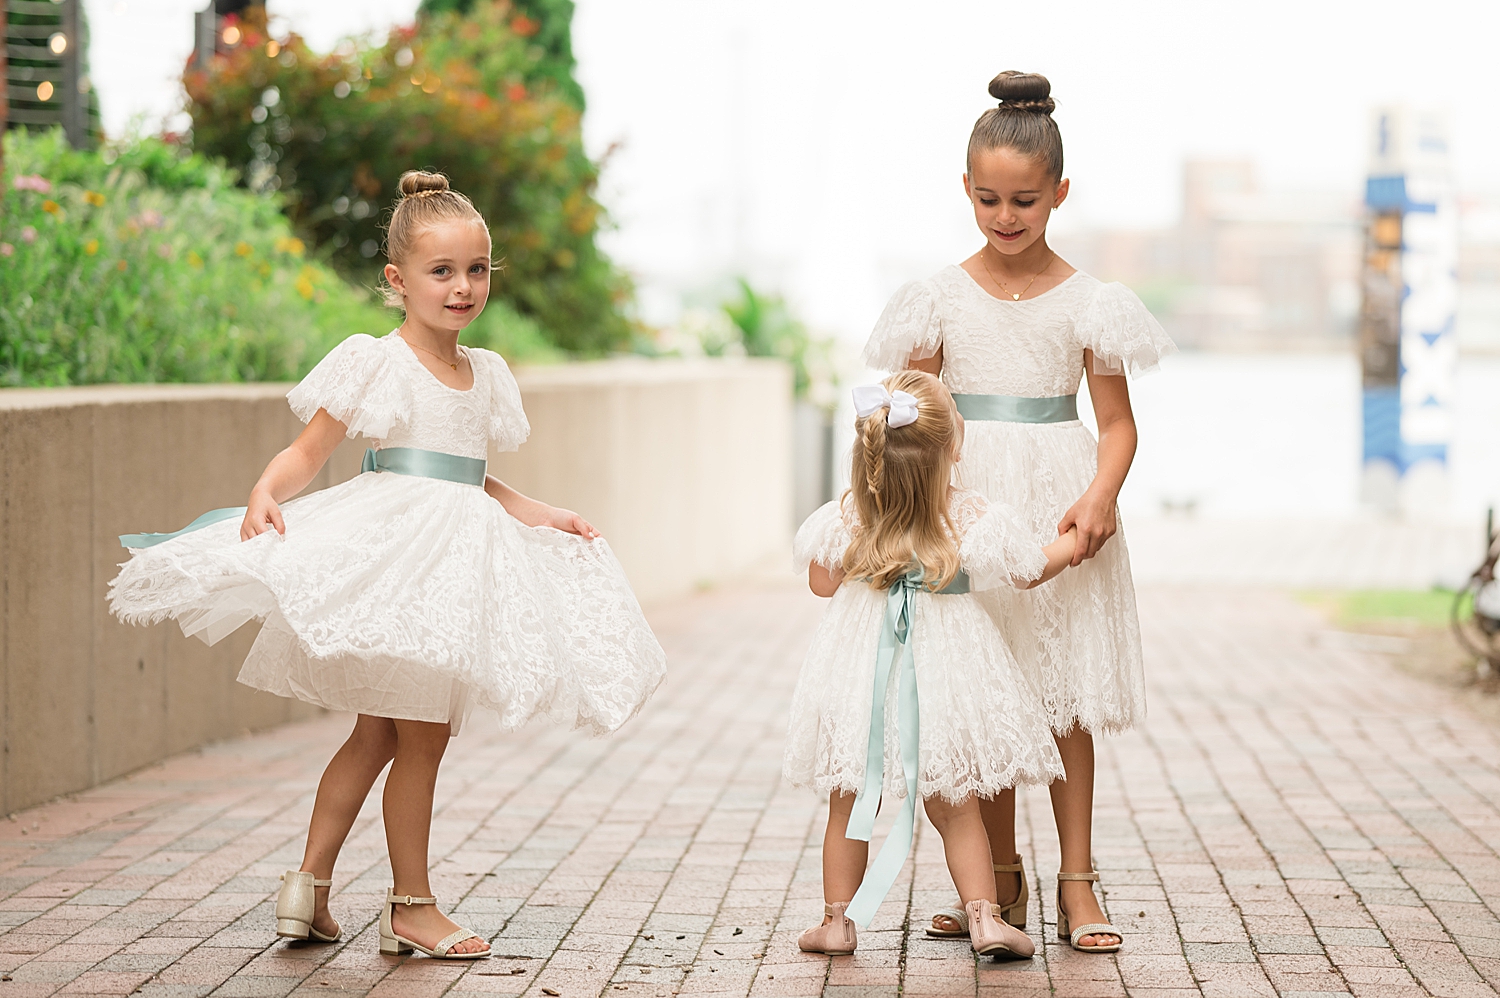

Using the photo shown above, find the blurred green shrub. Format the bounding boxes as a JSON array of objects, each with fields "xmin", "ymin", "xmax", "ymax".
[
  {"xmin": 640, "ymin": 278, "xmax": 841, "ymax": 406},
  {"xmin": 417, "ymin": 0, "xmax": 583, "ymax": 109},
  {"xmin": 183, "ymin": 1, "xmax": 630, "ymax": 355},
  {"xmin": 0, "ymin": 129, "xmax": 387, "ymax": 386}
]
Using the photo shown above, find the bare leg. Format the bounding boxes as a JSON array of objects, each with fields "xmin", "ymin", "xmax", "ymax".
[
  {"xmin": 299, "ymin": 714, "xmax": 397, "ymax": 937},
  {"xmin": 932, "ymin": 788, "xmax": 1020, "ymax": 933},
  {"xmin": 922, "ymin": 795, "xmax": 997, "ymax": 905},
  {"xmin": 1050, "ymin": 729, "xmax": 1119, "ymax": 948},
  {"xmin": 818, "ymin": 792, "xmax": 868, "ymax": 920},
  {"xmin": 383, "ymin": 719, "xmax": 489, "ymax": 955}
]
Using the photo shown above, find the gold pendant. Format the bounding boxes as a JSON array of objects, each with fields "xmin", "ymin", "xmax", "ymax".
[{"xmin": 1012, "ymin": 293, "xmax": 1021, "ymax": 300}]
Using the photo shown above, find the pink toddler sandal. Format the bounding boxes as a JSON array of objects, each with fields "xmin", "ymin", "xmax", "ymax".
[
  {"xmin": 797, "ymin": 901, "xmax": 858, "ymax": 955},
  {"xmin": 928, "ymin": 857, "xmax": 1029, "ymax": 936},
  {"xmin": 965, "ymin": 898, "xmax": 1035, "ymax": 959}
]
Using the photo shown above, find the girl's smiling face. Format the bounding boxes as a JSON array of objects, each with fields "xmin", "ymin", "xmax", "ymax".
[
  {"xmin": 963, "ymin": 147, "xmax": 1070, "ymax": 258},
  {"xmin": 384, "ymin": 219, "xmax": 492, "ymax": 333}
]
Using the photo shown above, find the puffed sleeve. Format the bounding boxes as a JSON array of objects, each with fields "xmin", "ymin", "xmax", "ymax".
[
  {"xmin": 472, "ymin": 349, "xmax": 531, "ymax": 452},
  {"xmin": 861, "ymin": 279, "xmax": 943, "ymax": 371},
  {"xmin": 286, "ymin": 333, "xmax": 412, "ymax": 439},
  {"xmin": 956, "ymin": 493, "xmax": 1048, "ymax": 590},
  {"xmin": 1076, "ymin": 282, "xmax": 1177, "ymax": 377},
  {"xmin": 792, "ymin": 500, "xmax": 855, "ymax": 572}
]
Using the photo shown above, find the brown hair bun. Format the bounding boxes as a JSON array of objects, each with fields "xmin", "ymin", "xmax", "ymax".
[
  {"xmin": 397, "ymin": 170, "xmax": 452, "ymax": 197},
  {"xmin": 988, "ymin": 71, "xmax": 1055, "ymax": 115}
]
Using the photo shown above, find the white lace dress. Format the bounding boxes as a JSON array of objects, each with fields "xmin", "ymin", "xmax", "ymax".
[
  {"xmin": 863, "ymin": 267, "xmax": 1175, "ymax": 734},
  {"xmin": 782, "ymin": 491, "xmax": 1065, "ymax": 804},
  {"xmin": 108, "ymin": 332, "xmax": 667, "ymax": 735}
]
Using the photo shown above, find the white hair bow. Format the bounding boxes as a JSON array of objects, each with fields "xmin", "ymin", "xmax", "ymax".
[{"xmin": 852, "ymin": 385, "xmax": 920, "ymax": 428}]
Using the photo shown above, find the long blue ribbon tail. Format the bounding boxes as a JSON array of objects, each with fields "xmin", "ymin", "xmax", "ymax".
[
  {"xmin": 844, "ymin": 581, "xmax": 922, "ymax": 928},
  {"xmin": 119, "ymin": 506, "xmax": 247, "ymax": 549}
]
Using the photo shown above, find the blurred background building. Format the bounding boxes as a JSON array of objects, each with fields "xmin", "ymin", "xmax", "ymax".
[{"xmin": 6, "ymin": 0, "xmax": 1500, "ymax": 529}]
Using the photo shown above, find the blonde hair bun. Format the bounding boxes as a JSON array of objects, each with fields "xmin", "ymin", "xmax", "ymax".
[
  {"xmin": 988, "ymin": 71, "xmax": 1055, "ymax": 115},
  {"xmin": 380, "ymin": 170, "xmax": 487, "ymax": 308},
  {"xmin": 397, "ymin": 170, "xmax": 452, "ymax": 198}
]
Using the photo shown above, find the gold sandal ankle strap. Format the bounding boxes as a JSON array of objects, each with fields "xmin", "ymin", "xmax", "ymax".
[
  {"xmin": 280, "ymin": 872, "xmax": 334, "ymax": 888},
  {"xmin": 1057, "ymin": 871, "xmax": 1100, "ymax": 882},
  {"xmin": 824, "ymin": 901, "xmax": 850, "ymax": 917},
  {"xmin": 993, "ymin": 861, "xmax": 1024, "ymax": 873},
  {"xmin": 387, "ymin": 891, "xmax": 438, "ymax": 905}
]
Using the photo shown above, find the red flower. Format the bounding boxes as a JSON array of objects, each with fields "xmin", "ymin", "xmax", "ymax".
[
  {"xmin": 510, "ymin": 15, "xmax": 539, "ymax": 37},
  {"xmin": 506, "ymin": 82, "xmax": 527, "ymax": 102}
]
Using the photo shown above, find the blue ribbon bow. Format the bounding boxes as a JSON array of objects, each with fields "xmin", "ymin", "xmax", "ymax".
[{"xmin": 842, "ymin": 567, "xmax": 968, "ymax": 927}]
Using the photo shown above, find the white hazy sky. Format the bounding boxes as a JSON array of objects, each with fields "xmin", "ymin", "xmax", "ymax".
[{"xmin": 86, "ymin": 0, "xmax": 1500, "ymax": 336}]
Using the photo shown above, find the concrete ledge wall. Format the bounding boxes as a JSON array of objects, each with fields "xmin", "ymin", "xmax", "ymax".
[{"xmin": 0, "ymin": 358, "xmax": 791, "ymax": 814}]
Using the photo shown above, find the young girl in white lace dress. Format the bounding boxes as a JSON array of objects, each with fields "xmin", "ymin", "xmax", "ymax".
[
  {"xmin": 784, "ymin": 370, "xmax": 1078, "ymax": 959},
  {"xmin": 863, "ymin": 73, "xmax": 1174, "ymax": 953},
  {"xmin": 109, "ymin": 172, "xmax": 666, "ymax": 960}
]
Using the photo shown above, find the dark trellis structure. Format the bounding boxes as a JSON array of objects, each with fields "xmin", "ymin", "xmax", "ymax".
[{"xmin": 3, "ymin": 0, "xmax": 96, "ymax": 149}]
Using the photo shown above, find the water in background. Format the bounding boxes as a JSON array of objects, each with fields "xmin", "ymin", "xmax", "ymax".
[
  {"xmin": 836, "ymin": 352, "xmax": 1500, "ymax": 523},
  {"xmin": 1089, "ymin": 353, "xmax": 1500, "ymax": 522}
]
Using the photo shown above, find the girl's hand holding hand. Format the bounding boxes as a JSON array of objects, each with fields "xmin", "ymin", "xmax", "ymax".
[
  {"xmin": 1027, "ymin": 525, "xmax": 1079, "ymax": 588},
  {"xmin": 241, "ymin": 488, "xmax": 285, "ymax": 541},
  {"xmin": 1057, "ymin": 489, "xmax": 1117, "ymax": 567}
]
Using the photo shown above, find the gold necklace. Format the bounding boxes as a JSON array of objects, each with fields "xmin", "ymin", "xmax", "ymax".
[
  {"xmin": 980, "ymin": 247, "xmax": 1055, "ymax": 301},
  {"xmin": 404, "ymin": 336, "xmax": 462, "ymax": 371}
]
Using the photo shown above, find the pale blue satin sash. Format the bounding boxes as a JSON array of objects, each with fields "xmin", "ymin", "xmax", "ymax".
[
  {"xmin": 119, "ymin": 447, "xmax": 487, "ymax": 548},
  {"xmin": 954, "ymin": 393, "xmax": 1078, "ymax": 423},
  {"xmin": 843, "ymin": 567, "xmax": 969, "ymax": 927},
  {"xmin": 359, "ymin": 446, "xmax": 487, "ymax": 486}
]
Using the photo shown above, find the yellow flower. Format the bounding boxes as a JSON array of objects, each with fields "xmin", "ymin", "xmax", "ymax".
[
  {"xmin": 295, "ymin": 265, "xmax": 318, "ymax": 300},
  {"xmin": 83, "ymin": 239, "xmax": 99, "ymax": 255},
  {"xmin": 187, "ymin": 251, "xmax": 204, "ymax": 269},
  {"xmin": 258, "ymin": 261, "xmax": 272, "ymax": 277},
  {"xmin": 235, "ymin": 241, "xmax": 253, "ymax": 257},
  {"xmin": 274, "ymin": 236, "xmax": 305, "ymax": 257},
  {"xmin": 41, "ymin": 200, "xmax": 60, "ymax": 214},
  {"xmin": 84, "ymin": 191, "xmax": 106, "ymax": 207}
]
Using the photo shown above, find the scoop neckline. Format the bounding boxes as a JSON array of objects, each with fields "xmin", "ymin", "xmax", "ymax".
[
  {"xmin": 389, "ymin": 331, "xmax": 477, "ymax": 394},
  {"xmin": 948, "ymin": 264, "xmax": 1082, "ymax": 304}
]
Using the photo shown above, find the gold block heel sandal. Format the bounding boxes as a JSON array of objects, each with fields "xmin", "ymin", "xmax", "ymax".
[
  {"xmin": 379, "ymin": 890, "xmax": 490, "ymax": 960},
  {"xmin": 275, "ymin": 871, "xmax": 341, "ymax": 942},
  {"xmin": 1056, "ymin": 871, "xmax": 1122, "ymax": 953},
  {"xmin": 927, "ymin": 857, "xmax": 1029, "ymax": 937}
]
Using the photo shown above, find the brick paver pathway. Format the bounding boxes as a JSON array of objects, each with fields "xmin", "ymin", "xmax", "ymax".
[{"xmin": 3, "ymin": 583, "xmax": 1500, "ymax": 997}]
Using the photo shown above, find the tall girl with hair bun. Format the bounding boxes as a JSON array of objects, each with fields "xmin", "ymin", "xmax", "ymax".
[
  {"xmin": 109, "ymin": 170, "xmax": 666, "ymax": 960},
  {"xmin": 862, "ymin": 72, "xmax": 1175, "ymax": 953}
]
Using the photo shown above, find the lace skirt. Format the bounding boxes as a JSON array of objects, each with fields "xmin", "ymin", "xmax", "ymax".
[
  {"xmin": 108, "ymin": 472, "xmax": 666, "ymax": 735},
  {"xmin": 956, "ymin": 420, "xmax": 1147, "ymax": 735},
  {"xmin": 782, "ymin": 585, "xmax": 1063, "ymax": 804}
]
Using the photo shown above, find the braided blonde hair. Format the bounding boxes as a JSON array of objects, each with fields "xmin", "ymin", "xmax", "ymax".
[
  {"xmin": 842, "ymin": 370, "xmax": 963, "ymax": 591},
  {"xmin": 379, "ymin": 170, "xmax": 488, "ymax": 307}
]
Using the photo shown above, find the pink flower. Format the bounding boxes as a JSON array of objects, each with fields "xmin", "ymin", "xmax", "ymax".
[
  {"xmin": 0, "ymin": 243, "xmax": 13, "ymax": 257},
  {"xmin": 20, "ymin": 226, "xmax": 37, "ymax": 244},
  {"xmin": 138, "ymin": 210, "xmax": 165, "ymax": 229},
  {"xmin": 12, "ymin": 175, "xmax": 52, "ymax": 193}
]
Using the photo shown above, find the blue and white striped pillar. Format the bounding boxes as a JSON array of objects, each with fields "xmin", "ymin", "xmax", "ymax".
[{"xmin": 1359, "ymin": 107, "xmax": 1458, "ymax": 514}]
